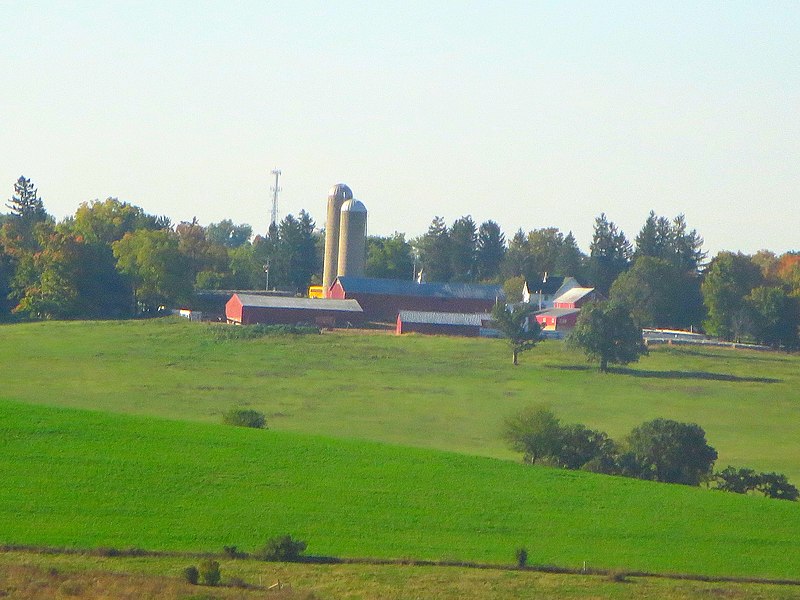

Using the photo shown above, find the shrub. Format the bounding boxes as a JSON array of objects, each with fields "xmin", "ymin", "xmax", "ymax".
[
  {"xmin": 210, "ymin": 323, "xmax": 320, "ymax": 341},
  {"xmin": 607, "ymin": 570, "xmax": 628, "ymax": 583},
  {"xmin": 223, "ymin": 545, "xmax": 246, "ymax": 558},
  {"xmin": 223, "ymin": 409, "xmax": 267, "ymax": 429},
  {"xmin": 257, "ymin": 534, "xmax": 307, "ymax": 562},
  {"xmin": 515, "ymin": 547, "xmax": 528, "ymax": 568},
  {"xmin": 182, "ymin": 565, "xmax": 199, "ymax": 585},
  {"xmin": 198, "ymin": 559, "xmax": 221, "ymax": 586}
]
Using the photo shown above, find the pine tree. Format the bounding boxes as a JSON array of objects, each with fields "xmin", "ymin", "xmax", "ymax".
[
  {"xmin": 7, "ymin": 176, "xmax": 48, "ymax": 223},
  {"xmin": 449, "ymin": 215, "xmax": 478, "ymax": 282},
  {"xmin": 413, "ymin": 217, "xmax": 452, "ymax": 282},
  {"xmin": 476, "ymin": 220, "xmax": 506, "ymax": 281},
  {"xmin": 588, "ymin": 214, "xmax": 631, "ymax": 295}
]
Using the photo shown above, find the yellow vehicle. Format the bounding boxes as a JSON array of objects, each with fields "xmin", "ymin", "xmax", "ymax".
[{"xmin": 307, "ymin": 285, "xmax": 324, "ymax": 299}]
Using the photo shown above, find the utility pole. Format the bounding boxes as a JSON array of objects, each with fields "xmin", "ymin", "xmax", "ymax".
[{"xmin": 270, "ymin": 168, "xmax": 281, "ymax": 228}]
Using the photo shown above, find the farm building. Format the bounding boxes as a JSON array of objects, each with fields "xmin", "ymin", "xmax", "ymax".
[
  {"xmin": 226, "ymin": 293, "xmax": 364, "ymax": 327},
  {"xmin": 396, "ymin": 311, "xmax": 494, "ymax": 337},
  {"xmin": 532, "ymin": 286, "xmax": 596, "ymax": 334},
  {"xmin": 533, "ymin": 307, "xmax": 581, "ymax": 332},
  {"xmin": 553, "ymin": 287, "xmax": 596, "ymax": 309},
  {"xmin": 523, "ymin": 276, "xmax": 579, "ymax": 308},
  {"xmin": 193, "ymin": 289, "xmax": 295, "ymax": 321},
  {"xmin": 328, "ymin": 276, "xmax": 503, "ymax": 322}
]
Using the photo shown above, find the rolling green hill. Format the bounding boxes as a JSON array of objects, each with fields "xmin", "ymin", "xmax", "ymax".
[
  {"xmin": 1, "ymin": 399, "xmax": 799, "ymax": 579},
  {"xmin": 2, "ymin": 318, "xmax": 799, "ymax": 480}
]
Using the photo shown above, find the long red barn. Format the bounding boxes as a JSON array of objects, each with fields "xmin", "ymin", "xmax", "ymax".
[
  {"xmin": 226, "ymin": 293, "xmax": 364, "ymax": 327},
  {"xmin": 328, "ymin": 276, "xmax": 503, "ymax": 322}
]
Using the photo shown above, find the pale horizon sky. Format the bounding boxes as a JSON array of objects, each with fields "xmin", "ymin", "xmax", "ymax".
[{"xmin": 2, "ymin": 1, "xmax": 798, "ymax": 256}]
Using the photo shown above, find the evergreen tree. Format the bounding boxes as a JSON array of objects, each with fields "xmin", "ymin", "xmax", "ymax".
[
  {"xmin": 449, "ymin": 215, "xmax": 478, "ymax": 282},
  {"xmin": 634, "ymin": 211, "xmax": 672, "ymax": 262},
  {"xmin": 554, "ymin": 231, "xmax": 585, "ymax": 279},
  {"xmin": 588, "ymin": 214, "xmax": 631, "ymax": 295},
  {"xmin": 6, "ymin": 176, "xmax": 48, "ymax": 223},
  {"xmin": 269, "ymin": 211, "xmax": 318, "ymax": 292},
  {"xmin": 501, "ymin": 228, "xmax": 536, "ymax": 282},
  {"xmin": 634, "ymin": 211, "xmax": 706, "ymax": 273},
  {"xmin": 670, "ymin": 214, "xmax": 706, "ymax": 273},
  {"xmin": 475, "ymin": 220, "xmax": 505, "ymax": 281},
  {"xmin": 413, "ymin": 216, "xmax": 452, "ymax": 282},
  {"xmin": 527, "ymin": 228, "xmax": 564, "ymax": 278}
]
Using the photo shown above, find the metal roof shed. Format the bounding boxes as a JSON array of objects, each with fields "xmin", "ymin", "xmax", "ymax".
[{"xmin": 396, "ymin": 310, "xmax": 492, "ymax": 337}]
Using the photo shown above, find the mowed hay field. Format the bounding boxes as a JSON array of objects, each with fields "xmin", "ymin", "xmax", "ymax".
[
  {"xmin": 1, "ymin": 399, "xmax": 800, "ymax": 579},
  {"xmin": 1, "ymin": 318, "xmax": 799, "ymax": 479}
]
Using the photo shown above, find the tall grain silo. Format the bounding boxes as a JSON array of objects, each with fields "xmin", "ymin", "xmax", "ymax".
[
  {"xmin": 337, "ymin": 199, "xmax": 367, "ymax": 278},
  {"xmin": 322, "ymin": 183, "xmax": 353, "ymax": 296}
]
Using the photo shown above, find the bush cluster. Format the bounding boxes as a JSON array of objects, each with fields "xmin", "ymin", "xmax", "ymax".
[
  {"xmin": 223, "ymin": 409, "xmax": 267, "ymax": 429},
  {"xmin": 713, "ymin": 466, "xmax": 800, "ymax": 501},
  {"xmin": 503, "ymin": 405, "xmax": 797, "ymax": 500},
  {"xmin": 198, "ymin": 559, "xmax": 221, "ymax": 586},
  {"xmin": 256, "ymin": 534, "xmax": 308, "ymax": 562}
]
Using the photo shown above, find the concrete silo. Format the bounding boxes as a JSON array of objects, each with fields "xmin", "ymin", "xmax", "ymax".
[
  {"xmin": 322, "ymin": 184, "xmax": 353, "ymax": 297},
  {"xmin": 337, "ymin": 199, "xmax": 367, "ymax": 278}
]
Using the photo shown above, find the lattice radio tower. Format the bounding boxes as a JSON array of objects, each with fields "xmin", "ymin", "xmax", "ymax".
[{"xmin": 270, "ymin": 168, "xmax": 282, "ymax": 228}]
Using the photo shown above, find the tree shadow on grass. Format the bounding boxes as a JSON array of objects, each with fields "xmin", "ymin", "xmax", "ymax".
[
  {"xmin": 611, "ymin": 367, "xmax": 781, "ymax": 384},
  {"xmin": 547, "ymin": 364, "xmax": 781, "ymax": 383}
]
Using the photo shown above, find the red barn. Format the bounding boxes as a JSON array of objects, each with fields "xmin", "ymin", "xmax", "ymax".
[
  {"xmin": 553, "ymin": 287, "xmax": 596, "ymax": 309},
  {"xmin": 226, "ymin": 293, "xmax": 364, "ymax": 327},
  {"xmin": 328, "ymin": 276, "xmax": 503, "ymax": 322},
  {"xmin": 534, "ymin": 307, "xmax": 581, "ymax": 332}
]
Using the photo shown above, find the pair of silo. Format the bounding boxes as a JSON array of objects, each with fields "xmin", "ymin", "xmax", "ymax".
[{"xmin": 322, "ymin": 184, "xmax": 367, "ymax": 296}]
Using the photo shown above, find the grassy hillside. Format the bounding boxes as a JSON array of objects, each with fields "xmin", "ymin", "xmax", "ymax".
[
  {"xmin": 1, "ymin": 399, "xmax": 799, "ymax": 579},
  {"xmin": 1, "ymin": 318, "xmax": 799, "ymax": 480}
]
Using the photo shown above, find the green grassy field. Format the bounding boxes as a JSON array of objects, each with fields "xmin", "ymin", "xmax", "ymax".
[
  {"xmin": 2, "ymin": 317, "xmax": 800, "ymax": 595},
  {"xmin": 1, "ymin": 398, "xmax": 799, "ymax": 579},
  {"xmin": 1, "ymin": 318, "xmax": 799, "ymax": 479}
]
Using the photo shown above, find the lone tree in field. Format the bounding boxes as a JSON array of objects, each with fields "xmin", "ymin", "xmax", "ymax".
[
  {"xmin": 567, "ymin": 301, "xmax": 646, "ymax": 372},
  {"xmin": 492, "ymin": 303, "xmax": 542, "ymax": 366}
]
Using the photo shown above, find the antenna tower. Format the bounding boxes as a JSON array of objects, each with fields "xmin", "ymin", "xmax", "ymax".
[{"xmin": 270, "ymin": 168, "xmax": 282, "ymax": 227}]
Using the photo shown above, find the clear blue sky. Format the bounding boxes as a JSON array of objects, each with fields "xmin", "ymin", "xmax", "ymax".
[{"xmin": 3, "ymin": 1, "xmax": 798, "ymax": 255}]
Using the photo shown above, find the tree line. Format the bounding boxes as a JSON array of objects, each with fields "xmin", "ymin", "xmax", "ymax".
[
  {"xmin": 1, "ymin": 175, "xmax": 798, "ymax": 348},
  {"xmin": 503, "ymin": 405, "xmax": 799, "ymax": 501},
  {"xmin": 0, "ymin": 176, "xmax": 323, "ymax": 318}
]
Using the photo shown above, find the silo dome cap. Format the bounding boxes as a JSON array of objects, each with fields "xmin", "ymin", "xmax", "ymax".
[
  {"xmin": 341, "ymin": 199, "xmax": 367, "ymax": 213},
  {"xmin": 328, "ymin": 184, "xmax": 353, "ymax": 201}
]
